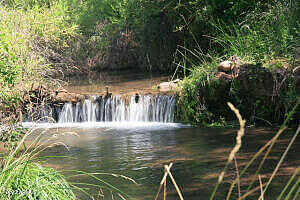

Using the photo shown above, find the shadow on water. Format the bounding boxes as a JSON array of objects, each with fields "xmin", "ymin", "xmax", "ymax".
[{"xmin": 29, "ymin": 125, "xmax": 300, "ymax": 200}]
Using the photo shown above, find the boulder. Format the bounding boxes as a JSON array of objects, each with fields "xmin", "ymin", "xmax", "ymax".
[
  {"xmin": 216, "ymin": 72, "xmax": 233, "ymax": 83},
  {"xmin": 218, "ymin": 57, "xmax": 241, "ymax": 71},
  {"xmin": 293, "ymin": 66, "xmax": 300, "ymax": 76},
  {"xmin": 235, "ymin": 64, "xmax": 275, "ymax": 96},
  {"xmin": 215, "ymin": 63, "xmax": 279, "ymax": 97},
  {"xmin": 218, "ymin": 60, "xmax": 233, "ymax": 72},
  {"xmin": 158, "ymin": 79, "xmax": 181, "ymax": 92},
  {"xmin": 294, "ymin": 48, "xmax": 300, "ymax": 66}
]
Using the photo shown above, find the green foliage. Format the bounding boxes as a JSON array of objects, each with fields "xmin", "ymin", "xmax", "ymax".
[
  {"xmin": 0, "ymin": 136, "xmax": 76, "ymax": 200},
  {"xmin": 213, "ymin": 1, "xmax": 299, "ymax": 63},
  {"xmin": 177, "ymin": 58, "xmax": 222, "ymax": 125},
  {"xmin": 0, "ymin": 34, "xmax": 22, "ymax": 107},
  {"xmin": 0, "ymin": 163, "xmax": 75, "ymax": 199},
  {"xmin": 0, "ymin": 1, "xmax": 78, "ymax": 124},
  {"xmin": 179, "ymin": 61, "xmax": 298, "ymax": 126},
  {"xmin": 0, "ymin": 127, "xmax": 26, "ymax": 153},
  {"xmin": 3, "ymin": 0, "xmax": 56, "ymax": 8},
  {"xmin": 177, "ymin": 0, "xmax": 299, "ymax": 126},
  {"xmin": 2, "ymin": 0, "xmax": 299, "ymax": 73},
  {"xmin": 0, "ymin": 0, "xmax": 298, "ymax": 126},
  {"xmin": 0, "ymin": 36, "xmax": 21, "ymax": 86}
]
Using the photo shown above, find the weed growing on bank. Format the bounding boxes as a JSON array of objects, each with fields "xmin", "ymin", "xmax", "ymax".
[
  {"xmin": 0, "ymin": 126, "xmax": 135, "ymax": 200},
  {"xmin": 177, "ymin": 0, "xmax": 299, "ymax": 126},
  {"xmin": 209, "ymin": 103, "xmax": 300, "ymax": 200},
  {"xmin": 0, "ymin": 2, "xmax": 78, "ymax": 124},
  {"xmin": 0, "ymin": 128, "xmax": 76, "ymax": 200}
]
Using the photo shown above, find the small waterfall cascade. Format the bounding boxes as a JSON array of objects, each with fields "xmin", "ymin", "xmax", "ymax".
[{"xmin": 54, "ymin": 95, "xmax": 176, "ymax": 123}]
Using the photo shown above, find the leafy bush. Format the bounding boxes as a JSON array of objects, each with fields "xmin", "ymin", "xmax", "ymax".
[
  {"xmin": 0, "ymin": 2, "xmax": 78, "ymax": 124},
  {"xmin": 213, "ymin": 1, "xmax": 299, "ymax": 63},
  {"xmin": 177, "ymin": 0, "xmax": 299, "ymax": 126},
  {"xmin": 0, "ymin": 34, "xmax": 22, "ymax": 107}
]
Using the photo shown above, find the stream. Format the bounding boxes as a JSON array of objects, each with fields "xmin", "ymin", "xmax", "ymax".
[
  {"xmin": 23, "ymin": 122, "xmax": 299, "ymax": 200},
  {"xmin": 21, "ymin": 72, "xmax": 299, "ymax": 200}
]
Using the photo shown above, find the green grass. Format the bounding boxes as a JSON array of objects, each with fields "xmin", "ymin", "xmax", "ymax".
[
  {"xmin": 0, "ymin": 127, "xmax": 135, "ymax": 200},
  {"xmin": 0, "ymin": 129, "xmax": 76, "ymax": 200},
  {"xmin": 176, "ymin": 0, "xmax": 299, "ymax": 126},
  {"xmin": 0, "ymin": 2, "xmax": 78, "ymax": 124},
  {"xmin": 0, "ymin": 163, "xmax": 75, "ymax": 200}
]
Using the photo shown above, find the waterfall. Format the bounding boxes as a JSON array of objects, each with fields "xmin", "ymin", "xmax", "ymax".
[
  {"xmin": 58, "ymin": 103, "xmax": 74, "ymax": 123},
  {"xmin": 56, "ymin": 95, "xmax": 176, "ymax": 123}
]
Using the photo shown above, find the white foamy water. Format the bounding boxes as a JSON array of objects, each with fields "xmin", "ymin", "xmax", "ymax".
[
  {"xmin": 24, "ymin": 95, "xmax": 177, "ymax": 124},
  {"xmin": 22, "ymin": 121, "xmax": 189, "ymax": 130}
]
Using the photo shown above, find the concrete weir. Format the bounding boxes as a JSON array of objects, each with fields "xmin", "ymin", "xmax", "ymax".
[{"xmin": 23, "ymin": 95, "xmax": 176, "ymax": 123}]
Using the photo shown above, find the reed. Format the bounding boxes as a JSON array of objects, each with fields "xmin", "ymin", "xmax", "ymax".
[
  {"xmin": 213, "ymin": 101, "xmax": 299, "ymax": 200},
  {"xmin": 0, "ymin": 128, "xmax": 76, "ymax": 199},
  {"xmin": 158, "ymin": 101, "xmax": 299, "ymax": 200},
  {"xmin": 0, "ymin": 126, "xmax": 134, "ymax": 200}
]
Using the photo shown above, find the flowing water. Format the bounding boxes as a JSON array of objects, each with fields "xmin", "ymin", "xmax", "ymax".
[
  {"xmin": 23, "ymin": 95, "xmax": 176, "ymax": 124},
  {"xmin": 23, "ymin": 96, "xmax": 299, "ymax": 200},
  {"xmin": 58, "ymin": 95, "xmax": 176, "ymax": 123},
  {"xmin": 21, "ymin": 70, "xmax": 299, "ymax": 200}
]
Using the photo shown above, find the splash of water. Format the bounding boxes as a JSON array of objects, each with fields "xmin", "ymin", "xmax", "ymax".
[
  {"xmin": 24, "ymin": 95, "xmax": 176, "ymax": 123},
  {"xmin": 58, "ymin": 95, "xmax": 176, "ymax": 123}
]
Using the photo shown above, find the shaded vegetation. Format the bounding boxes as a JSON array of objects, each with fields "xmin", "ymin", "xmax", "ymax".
[
  {"xmin": 0, "ymin": 1, "xmax": 78, "ymax": 124},
  {"xmin": 0, "ymin": 0, "xmax": 299, "ymax": 125},
  {"xmin": 176, "ymin": 0, "xmax": 299, "ymax": 126},
  {"xmin": 1, "ymin": 1, "xmax": 298, "ymax": 199}
]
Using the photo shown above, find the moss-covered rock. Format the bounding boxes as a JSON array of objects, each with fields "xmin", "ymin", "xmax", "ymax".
[{"xmin": 178, "ymin": 62, "xmax": 298, "ymax": 126}]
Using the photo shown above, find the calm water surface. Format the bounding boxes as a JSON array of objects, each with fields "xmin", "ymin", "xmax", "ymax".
[{"xmin": 25, "ymin": 123, "xmax": 299, "ymax": 200}]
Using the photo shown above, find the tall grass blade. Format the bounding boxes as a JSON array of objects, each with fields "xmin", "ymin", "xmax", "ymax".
[
  {"xmin": 277, "ymin": 167, "xmax": 300, "ymax": 200},
  {"xmin": 284, "ymin": 177, "xmax": 300, "ymax": 200},
  {"xmin": 259, "ymin": 125, "xmax": 300, "ymax": 200},
  {"xmin": 225, "ymin": 127, "xmax": 287, "ymax": 200},
  {"xmin": 210, "ymin": 102, "xmax": 245, "ymax": 200},
  {"xmin": 292, "ymin": 184, "xmax": 300, "ymax": 200}
]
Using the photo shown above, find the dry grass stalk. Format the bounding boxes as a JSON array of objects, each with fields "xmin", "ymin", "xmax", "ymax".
[
  {"xmin": 258, "ymin": 125, "xmax": 300, "ymax": 200},
  {"xmin": 111, "ymin": 191, "xmax": 114, "ymax": 200},
  {"xmin": 164, "ymin": 177, "xmax": 167, "ymax": 200},
  {"xmin": 210, "ymin": 102, "xmax": 246, "ymax": 200},
  {"xmin": 154, "ymin": 163, "xmax": 184, "ymax": 200},
  {"xmin": 277, "ymin": 166, "xmax": 300, "ymax": 200},
  {"xmin": 154, "ymin": 163, "xmax": 173, "ymax": 200},
  {"xmin": 227, "ymin": 103, "xmax": 246, "ymax": 163},
  {"xmin": 117, "ymin": 193, "xmax": 127, "ymax": 200},
  {"xmin": 234, "ymin": 156, "xmax": 241, "ymax": 199},
  {"xmin": 164, "ymin": 164, "xmax": 184, "ymax": 200},
  {"xmin": 226, "ymin": 126, "xmax": 287, "ymax": 200},
  {"xmin": 235, "ymin": 125, "xmax": 300, "ymax": 200},
  {"xmin": 97, "ymin": 188, "xmax": 104, "ymax": 200},
  {"xmin": 259, "ymin": 175, "xmax": 264, "ymax": 200},
  {"xmin": 238, "ymin": 183, "xmax": 268, "ymax": 200},
  {"xmin": 219, "ymin": 103, "xmax": 245, "ymax": 183}
]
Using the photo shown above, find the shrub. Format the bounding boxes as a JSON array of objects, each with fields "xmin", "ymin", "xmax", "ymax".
[
  {"xmin": 0, "ymin": 2, "xmax": 78, "ymax": 124},
  {"xmin": 177, "ymin": 0, "xmax": 299, "ymax": 126}
]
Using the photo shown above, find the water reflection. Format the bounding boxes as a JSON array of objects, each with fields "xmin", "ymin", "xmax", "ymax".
[{"xmin": 31, "ymin": 125, "xmax": 299, "ymax": 200}]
